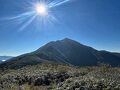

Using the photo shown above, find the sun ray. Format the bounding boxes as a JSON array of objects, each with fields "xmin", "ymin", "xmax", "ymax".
[
  {"xmin": 19, "ymin": 15, "xmax": 36, "ymax": 31},
  {"xmin": 0, "ymin": 0, "xmax": 73, "ymax": 32},
  {"xmin": 1, "ymin": 11, "xmax": 35, "ymax": 21},
  {"xmin": 49, "ymin": 0, "xmax": 70, "ymax": 8}
]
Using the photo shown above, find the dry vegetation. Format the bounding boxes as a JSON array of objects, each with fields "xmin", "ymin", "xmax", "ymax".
[{"xmin": 0, "ymin": 63, "xmax": 120, "ymax": 90}]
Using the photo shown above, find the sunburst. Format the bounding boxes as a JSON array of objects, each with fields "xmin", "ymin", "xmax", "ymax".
[{"xmin": 1, "ymin": 0, "xmax": 71, "ymax": 31}]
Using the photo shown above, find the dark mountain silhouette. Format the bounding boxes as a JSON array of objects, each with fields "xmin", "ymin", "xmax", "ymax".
[
  {"xmin": 113, "ymin": 53, "xmax": 120, "ymax": 57},
  {"xmin": 0, "ymin": 38, "xmax": 120, "ymax": 69}
]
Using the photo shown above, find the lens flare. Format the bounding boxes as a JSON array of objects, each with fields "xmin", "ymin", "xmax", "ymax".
[
  {"xmin": 0, "ymin": 0, "xmax": 73, "ymax": 31},
  {"xmin": 35, "ymin": 3, "xmax": 48, "ymax": 16}
]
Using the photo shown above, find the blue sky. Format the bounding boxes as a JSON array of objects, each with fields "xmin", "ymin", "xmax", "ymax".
[{"xmin": 0, "ymin": 0, "xmax": 120, "ymax": 56}]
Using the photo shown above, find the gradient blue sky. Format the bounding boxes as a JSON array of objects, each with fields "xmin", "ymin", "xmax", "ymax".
[{"xmin": 0, "ymin": 0, "xmax": 120, "ymax": 56}]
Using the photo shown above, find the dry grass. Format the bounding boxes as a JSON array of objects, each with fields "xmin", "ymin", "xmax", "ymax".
[{"xmin": 0, "ymin": 63, "xmax": 120, "ymax": 90}]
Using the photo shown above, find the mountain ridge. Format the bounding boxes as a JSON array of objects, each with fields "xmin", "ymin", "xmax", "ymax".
[{"xmin": 0, "ymin": 38, "xmax": 120, "ymax": 69}]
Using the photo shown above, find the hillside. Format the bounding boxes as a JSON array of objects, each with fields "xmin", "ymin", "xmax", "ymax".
[
  {"xmin": 0, "ymin": 38, "xmax": 120, "ymax": 69},
  {"xmin": 0, "ymin": 63, "xmax": 120, "ymax": 90}
]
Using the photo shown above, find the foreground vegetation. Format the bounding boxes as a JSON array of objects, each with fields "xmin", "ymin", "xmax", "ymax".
[{"xmin": 0, "ymin": 63, "xmax": 120, "ymax": 90}]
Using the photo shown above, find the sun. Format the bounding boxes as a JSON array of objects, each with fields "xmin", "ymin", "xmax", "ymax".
[{"xmin": 35, "ymin": 3, "xmax": 48, "ymax": 16}]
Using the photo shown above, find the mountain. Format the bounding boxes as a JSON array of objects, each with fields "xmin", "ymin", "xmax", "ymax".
[
  {"xmin": 0, "ymin": 38, "xmax": 120, "ymax": 69},
  {"xmin": 34, "ymin": 38, "xmax": 120, "ymax": 66},
  {"xmin": 0, "ymin": 56, "xmax": 13, "ymax": 63},
  {"xmin": 113, "ymin": 53, "xmax": 120, "ymax": 57}
]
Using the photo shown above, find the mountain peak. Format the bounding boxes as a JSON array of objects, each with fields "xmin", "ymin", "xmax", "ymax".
[
  {"xmin": 57, "ymin": 38, "xmax": 81, "ymax": 45},
  {"xmin": 42, "ymin": 38, "xmax": 80, "ymax": 48},
  {"xmin": 62, "ymin": 38, "xmax": 73, "ymax": 41},
  {"xmin": 62, "ymin": 38, "xmax": 77, "ymax": 42},
  {"xmin": 1, "ymin": 38, "xmax": 120, "ymax": 69}
]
